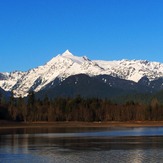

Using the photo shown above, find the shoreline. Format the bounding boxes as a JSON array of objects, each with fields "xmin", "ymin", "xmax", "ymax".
[{"xmin": 1, "ymin": 121, "xmax": 163, "ymax": 129}]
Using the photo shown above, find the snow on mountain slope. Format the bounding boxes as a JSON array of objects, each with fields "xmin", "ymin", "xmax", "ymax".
[
  {"xmin": 95, "ymin": 59, "xmax": 163, "ymax": 82},
  {"xmin": 0, "ymin": 50, "xmax": 103, "ymax": 97},
  {"xmin": 1, "ymin": 50, "xmax": 163, "ymax": 97},
  {"xmin": 0, "ymin": 71, "xmax": 25, "ymax": 92}
]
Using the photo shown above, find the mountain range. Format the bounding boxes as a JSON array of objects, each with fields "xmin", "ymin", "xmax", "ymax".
[{"xmin": 1, "ymin": 50, "xmax": 163, "ymax": 100}]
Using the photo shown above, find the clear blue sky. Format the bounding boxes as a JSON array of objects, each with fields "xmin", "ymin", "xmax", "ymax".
[{"xmin": 1, "ymin": 0, "xmax": 163, "ymax": 72}]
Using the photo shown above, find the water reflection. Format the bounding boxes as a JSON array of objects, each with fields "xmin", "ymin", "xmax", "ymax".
[{"xmin": 0, "ymin": 127, "xmax": 163, "ymax": 163}]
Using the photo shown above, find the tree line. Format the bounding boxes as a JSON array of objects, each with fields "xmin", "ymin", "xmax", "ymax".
[{"xmin": 0, "ymin": 92, "xmax": 163, "ymax": 122}]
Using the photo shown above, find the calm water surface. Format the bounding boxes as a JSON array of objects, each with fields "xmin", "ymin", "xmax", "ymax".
[{"xmin": 0, "ymin": 127, "xmax": 163, "ymax": 163}]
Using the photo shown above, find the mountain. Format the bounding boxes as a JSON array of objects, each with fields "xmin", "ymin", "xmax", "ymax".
[
  {"xmin": 36, "ymin": 73, "xmax": 153, "ymax": 100},
  {"xmin": 37, "ymin": 74, "xmax": 123, "ymax": 99},
  {"xmin": 1, "ymin": 50, "xmax": 163, "ymax": 97},
  {"xmin": 95, "ymin": 59, "xmax": 163, "ymax": 82},
  {"xmin": 0, "ymin": 87, "xmax": 11, "ymax": 99}
]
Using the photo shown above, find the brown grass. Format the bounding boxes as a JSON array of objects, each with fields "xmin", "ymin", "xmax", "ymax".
[{"xmin": 0, "ymin": 121, "xmax": 163, "ymax": 129}]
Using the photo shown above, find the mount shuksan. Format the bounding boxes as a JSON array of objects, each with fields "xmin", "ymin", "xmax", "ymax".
[{"xmin": 1, "ymin": 50, "xmax": 163, "ymax": 97}]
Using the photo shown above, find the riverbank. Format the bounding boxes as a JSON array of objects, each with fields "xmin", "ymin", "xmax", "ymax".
[{"xmin": 0, "ymin": 121, "xmax": 163, "ymax": 129}]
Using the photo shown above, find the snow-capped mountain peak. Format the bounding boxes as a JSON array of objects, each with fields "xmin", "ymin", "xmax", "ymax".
[
  {"xmin": 61, "ymin": 49, "xmax": 73, "ymax": 57},
  {"xmin": 60, "ymin": 50, "xmax": 88, "ymax": 64},
  {"xmin": 1, "ymin": 50, "xmax": 163, "ymax": 97}
]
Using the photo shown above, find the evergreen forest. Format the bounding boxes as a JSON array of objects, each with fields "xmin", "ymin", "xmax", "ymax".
[{"xmin": 0, "ymin": 91, "xmax": 163, "ymax": 122}]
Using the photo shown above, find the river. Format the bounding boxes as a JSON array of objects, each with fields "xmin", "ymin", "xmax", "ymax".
[{"xmin": 0, "ymin": 126, "xmax": 163, "ymax": 163}]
